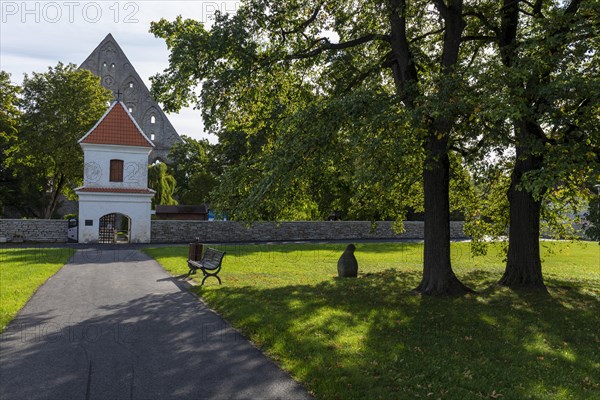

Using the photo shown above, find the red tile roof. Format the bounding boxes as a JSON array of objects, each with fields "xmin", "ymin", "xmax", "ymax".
[
  {"xmin": 79, "ymin": 102, "xmax": 154, "ymax": 147},
  {"xmin": 76, "ymin": 187, "xmax": 155, "ymax": 194}
]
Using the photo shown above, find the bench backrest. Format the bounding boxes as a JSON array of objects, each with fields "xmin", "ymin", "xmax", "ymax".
[{"xmin": 202, "ymin": 248, "xmax": 226, "ymax": 270}]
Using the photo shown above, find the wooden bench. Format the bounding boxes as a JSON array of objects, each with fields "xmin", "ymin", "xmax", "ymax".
[{"xmin": 187, "ymin": 247, "xmax": 226, "ymax": 286}]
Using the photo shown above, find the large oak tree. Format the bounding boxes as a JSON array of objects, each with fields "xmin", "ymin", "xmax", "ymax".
[
  {"xmin": 499, "ymin": 0, "xmax": 599, "ymax": 290},
  {"xmin": 150, "ymin": 0, "xmax": 494, "ymax": 295},
  {"xmin": 463, "ymin": 0, "xmax": 599, "ymax": 290}
]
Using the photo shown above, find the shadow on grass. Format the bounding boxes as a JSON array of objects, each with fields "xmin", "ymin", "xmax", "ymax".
[
  {"xmin": 194, "ymin": 269, "xmax": 600, "ymax": 399},
  {"xmin": 162, "ymin": 242, "xmax": 426, "ymax": 260},
  {"xmin": 0, "ymin": 248, "xmax": 76, "ymax": 265}
]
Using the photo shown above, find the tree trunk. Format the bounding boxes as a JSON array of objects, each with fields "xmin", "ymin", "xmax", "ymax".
[
  {"xmin": 500, "ymin": 123, "xmax": 547, "ymax": 290},
  {"xmin": 388, "ymin": 0, "xmax": 471, "ymax": 295},
  {"xmin": 43, "ymin": 173, "xmax": 64, "ymax": 219},
  {"xmin": 416, "ymin": 133, "xmax": 473, "ymax": 296},
  {"xmin": 497, "ymin": 0, "xmax": 583, "ymax": 291}
]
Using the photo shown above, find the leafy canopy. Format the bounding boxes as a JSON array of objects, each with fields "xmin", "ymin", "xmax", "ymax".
[
  {"xmin": 4, "ymin": 63, "xmax": 111, "ymax": 218},
  {"xmin": 167, "ymin": 135, "xmax": 219, "ymax": 205},
  {"xmin": 150, "ymin": 1, "xmax": 487, "ymax": 222},
  {"xmin": 0, "ymin": 71, "xmax": 22, "ymax": 216}
]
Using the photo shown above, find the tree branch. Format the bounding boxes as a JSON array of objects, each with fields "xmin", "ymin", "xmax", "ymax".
[
  {"xmin": 281, "ymin": 3, "xmax": 324, "ymax": 38},
  {"xmin": 387, "ymin": 0, "xmax": 419, "ymax": 105},
  {"xmin": 410, "ymin": 28, "xmax": 445, "ymax": 43},
  {"xmin": 466, "ymin": 44, "xmax": 482, "ymax": 69},
  {"xmin": 519, "ymin": 7, "xmax": 537, "ymax": 17},
  {"xmin": 500, "ymin": 0, "xmax": 520, "ymax": 66},
  {"xmin": 464, "ymin": 12, "xmax": 500, "ymax": 36},
  {"xmin": 532, "ymin": 0, "xmax": 544, "ymax": 16},
  {"xmin": 544, "ymin": 0, "xmax": 583, "ymax": 57},
  {"xmin": 285, "ymin": 34, "xmax": 390, "ymax": 60},
  {"xmin": 342, "ymin": 54, "xmax": 389, "ymax": 93},
  {"xmin": 564, "ymin": 0, "xmax": 582, "ymax": 16},
  {"xmin": 520, "ymin": 0, "xmax": 536, "ymax": 8},
  {"xmin": 432, "ymin": 0, "xmax": 450, "ymax": 20},
  {"xmin": 461, "ymin": 35, "xmax": 496, "ymax": 42}
]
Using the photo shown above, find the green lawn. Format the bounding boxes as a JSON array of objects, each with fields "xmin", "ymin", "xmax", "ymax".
[
  {"xmin": 0, "ymin": 247, "xmax": 75, "ymax": 332},
  {"xmin": 144, "ymin": 241, "xmax": 600, "ymax": 400}
]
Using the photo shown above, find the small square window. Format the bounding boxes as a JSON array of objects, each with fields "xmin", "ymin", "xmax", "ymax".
[{"xmin": 85, "ymin": 220, "xmax": 93, "ymax": 226}]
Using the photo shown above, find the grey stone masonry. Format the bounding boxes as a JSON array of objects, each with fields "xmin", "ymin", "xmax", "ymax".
[
  {"xmin": 0, "ymin": 219, "xmax": 468, "ymax": 244},
  {"xmin": 0, "ymin": 220, "xmax": 68, "ymax": 243},
  {"xmin": 151, "ymin": 220, "xmax": 468, "ymax": 243},
  {"xmin": 80, "ymin": 33, "xmax": 183, "ymax": 162}
]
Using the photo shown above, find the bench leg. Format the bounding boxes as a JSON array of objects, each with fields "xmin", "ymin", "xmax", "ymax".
[{"xmin": 200, "ymin": 270, "xmax": 222, "ymax": 286}]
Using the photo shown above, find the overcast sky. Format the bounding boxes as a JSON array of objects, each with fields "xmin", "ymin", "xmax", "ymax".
[{"xmin": 0, "ymin": 1, "xmax": 239, "ymax": 142}]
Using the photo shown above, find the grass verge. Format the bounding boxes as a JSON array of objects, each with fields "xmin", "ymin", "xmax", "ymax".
[
  {"xmin": 0, "ymin": 247, "xmax": 75, "ymax": 332},
  {"xmin": 144, "ymin": 241, "xmax": 600, "ymax": 399}
]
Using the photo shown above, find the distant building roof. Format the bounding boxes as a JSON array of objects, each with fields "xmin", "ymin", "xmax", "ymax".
[{"xmin": 79, "ymin": 101, "xmax": 154, "ymax": 148}]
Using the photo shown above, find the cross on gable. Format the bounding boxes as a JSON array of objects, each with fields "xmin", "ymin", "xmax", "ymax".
[{"xmin": 116, "ymin": 90, "xmax": 123, "ymax": 101}]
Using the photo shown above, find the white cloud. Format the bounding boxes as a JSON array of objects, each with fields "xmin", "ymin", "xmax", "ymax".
[{"xmin": 0, "ymin": 0, "xmax": 239, "ymax": 143}]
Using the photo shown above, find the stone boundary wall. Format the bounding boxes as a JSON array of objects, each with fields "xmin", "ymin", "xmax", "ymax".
[
  {"xmin": 0, "ymin": 219, "xmax": 68, "ymax": 243},
  {"xmin": 0, "ymin": 219, "xmax": 468, "ymax": 244},
  {"xmin": 151, "ymin": 220, "xmax": 467, "ymax": 243}
]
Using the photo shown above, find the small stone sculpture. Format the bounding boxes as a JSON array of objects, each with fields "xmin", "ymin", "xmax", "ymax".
[{"xmin": 337, "ymin": 244, "xmax": 358, "ymax": 278}]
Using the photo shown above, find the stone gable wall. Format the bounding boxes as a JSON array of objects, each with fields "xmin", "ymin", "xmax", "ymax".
[{"xmin": 80, "ymin": 34, "xmax": 182, "ymax": 162}]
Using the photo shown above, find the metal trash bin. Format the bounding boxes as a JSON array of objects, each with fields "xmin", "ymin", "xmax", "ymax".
[{"xmin": 188, "ymin": 238, "xmax": 203, "ymax": 261}]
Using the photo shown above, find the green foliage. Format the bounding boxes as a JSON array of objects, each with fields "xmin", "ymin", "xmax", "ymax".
[
  {"xmin": 150, "ymin": 0, "xmax": 600, "ymax": 219},
  {"xmin": 145, "ymin": 242, "xmax": 600, "ymax": 399},
  {"xmin": 167, "ymin": 135, "xmax": 218, "ymax": 205},
  {"xmin": 457, "ymin": 0, "xmax": 600, "ymax": 259},
  {"xmin": 510, "ymin": 0, "xmax": 599, "ymax": 200},
  {"xmin": 0, "ymin": 71, "xmax": 22, "ymax": 216},
  {"xmin": 150, "ymin": 2, "xmax": 487, "ymax": 222},
  {"xmin": 4, "ymin": 63, "xmax": 111, "ymax": 218},
  {"xmin": 0, "ymin": 71, "xmax": 20, "ymax": 150},
  {"xmin": 148, "ymin": 161, "xmax": 178, "ymax": 207},
  {"xmin": 584, "ymin": 191, "xmax": 600, "ymax": 241},
  {"xmin": 463, "ymin": 164, "xmax": 512, "ymax": 256}
]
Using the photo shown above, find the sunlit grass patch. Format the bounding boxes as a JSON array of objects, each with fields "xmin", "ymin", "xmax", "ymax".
[{"xmin": 0, "ymin": 247, "xmax": 75, "ymax": 332}]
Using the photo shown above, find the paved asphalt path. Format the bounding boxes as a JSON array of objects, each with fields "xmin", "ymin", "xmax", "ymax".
[{"xmin": 0, "ymin": 248, "xmax": 312, "ymax": 400}]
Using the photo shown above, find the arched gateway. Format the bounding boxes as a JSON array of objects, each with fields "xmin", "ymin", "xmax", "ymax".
[
  {"xmin": 99, "ymin": 213, "xmax": 131, "ymax": 244},
  {"xmin": 75, "ymin": 101, "xmax": 155, "ymax": 243}
]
